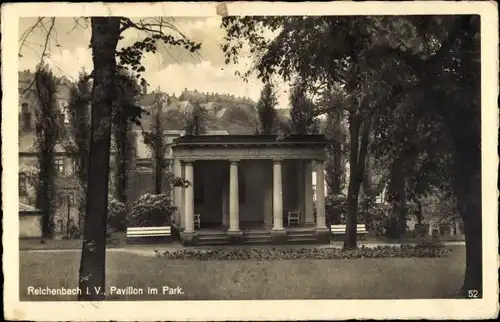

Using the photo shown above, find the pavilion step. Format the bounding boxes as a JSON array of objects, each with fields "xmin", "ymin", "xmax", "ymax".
[
  {"xmin": 287, "ymin": 237, "xmax": 317, "ymax": 244},
  {"xmin": 197, "ymin": 238, "xmax": 229, "ymax": 245},
  {"xmin": 197, "ymin": 233, "xmax": 229, "ymax": 245},
  {"xmin": 287, "ymin": 230, "xmax": 316, "ymax": 244},
  {"xmin": 197, "ymin": 240, "xmax": 228, "ymax": 245},
  {"xmin": 243, "ymin": 232, "xmax": 273, "ymax": 244},
  {"xmin": 243, "ymin": 232, "xmax": 272, "ymax": 238},
  {"xmin": 243, "ymin": 237, "xmax": 274, "ymax": 244},
  {"xmin": 287, "ymin": 232, "xmax": 314, "ymax": 238}
]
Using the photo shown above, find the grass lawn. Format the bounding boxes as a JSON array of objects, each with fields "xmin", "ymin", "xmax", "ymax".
[
  {"xmin": 19, "ymin": 232, "xmax": 128, "ymax": 250},
  {"xmin": 19, "ymin": 245, "xmax": 465, "ymax": 301}
]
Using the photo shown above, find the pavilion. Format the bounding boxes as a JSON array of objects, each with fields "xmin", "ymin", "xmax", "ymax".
[{"xmin": 170, "ymin": 134, "xmax": 330, "ymax": 246}]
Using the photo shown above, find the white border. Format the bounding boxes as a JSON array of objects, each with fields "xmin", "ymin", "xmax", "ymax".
[{"xmin": 2, "ymin": 2, "xmax": 499, "ymax": 321}]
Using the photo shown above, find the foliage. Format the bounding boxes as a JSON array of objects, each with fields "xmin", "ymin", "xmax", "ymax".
[
  {"xmin": 107, "ymin": 195, "xmax": 127, "ymax": 231},
  {"xmin": 183, "ymin": 100, "xmax": 207, "ymax": 135},
  {"xmin": 65, "ymin": 69, "xmax": 92, "ymax": 178},
  {"xmin": 142, "ymin": 90, "xmax": 169, "ymax": 194},
  {"xmin": 115, "ymin": 20, "xmax": 202, "ymax": 126},
  {"xmin": 325, "ymin": 194, "xmax": 393, "ymax": 237},
  {"xmin": 128, "ymin": 193, "xmax": 176, "ymax": 227},
  {"xmin": 41, "ymin": 16, "xmax": 204, "ymax": 301},
  {"xmin": 325, "ymin": 194, "xmax": 348, "ymax": 225},
  {"xmin": 320, "ymin": 87, "xmax": 349, "ymax": 194},
  {"xmin": 414, "ymin": 236, "xmax": 446, "ymax": 250},
  {"xmin": 157, "ymin": 244, "xmax": 449, "ymax": 261},
  {"xmin": 287, "ymin": 81, "xmax": 319, "ymax": 135},
  {"xmin": 33, "ymin": 63, "xmax": 63, "ymax": 237},
  {"xmin": 113, "ymin": 69, "xmax": 141, "ymax": 203},
  {"xmin": 221, "ymin": 15, "xmax": 417, "ymax": 249},
  {"xmin": 255, "ymin": 82, "xmax": 278, "ymax": 135},
  {"xmin": 220, "ymin": 17, "xmax": 481, "ymax": 283},
  {"xmin": 65, "ymin": 70, "xmax": 92, "ymax": 229}
]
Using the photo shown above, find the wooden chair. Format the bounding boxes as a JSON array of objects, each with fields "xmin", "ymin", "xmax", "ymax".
[
  {"xmin": 287, "ymin": 210, "xmax": 300, "ymax": 226},
  {"xmin": 194, "ymin": 213, "xmax": 201, "ymax": 229}
]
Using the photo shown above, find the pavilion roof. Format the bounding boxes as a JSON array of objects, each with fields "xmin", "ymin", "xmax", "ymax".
[{"xmin": 171, "ymin": 134, "xmax": 330, "ymax": 148}]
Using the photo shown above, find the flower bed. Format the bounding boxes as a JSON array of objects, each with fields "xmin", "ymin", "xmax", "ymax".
[{"xmin": 155, "ymin": 245, "xmax": 450, "ymax": 261}]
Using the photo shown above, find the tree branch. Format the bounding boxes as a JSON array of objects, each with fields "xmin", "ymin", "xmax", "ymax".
[{"xmin": 21, "ymin": 17, "xmax": 56, "ymax": 95}]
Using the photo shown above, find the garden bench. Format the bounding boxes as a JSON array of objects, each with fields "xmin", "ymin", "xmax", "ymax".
[
  {"xmin": 330, "ymin": 224, "xmax": 368, "ymax": 240},
  {"xmin": 126, "ymin": 226, "xmax": 171, "ymax": 243},
  {"xmin": 287, "ymin": 210, "xmax": 300, "ymax": 226}
]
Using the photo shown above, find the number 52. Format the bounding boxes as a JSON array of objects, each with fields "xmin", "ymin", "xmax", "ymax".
[{"xmin": 468, "ymin": 290, "xmax": 479, "ymax": 298}]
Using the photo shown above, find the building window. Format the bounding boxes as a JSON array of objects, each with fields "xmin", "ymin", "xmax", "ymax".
[
  {"xmin": 55, "ymin": 158, "xmax": 64, "ymax": 174},
  {"xmin": 66, "ymin": 191, "xmax": 76, "ymax": 205},
  {"xmin": 19, "ymin": 172, "xmax": 27, "ymax": 196},
  {"xmin": 56, "ymin": 220, "xmax": 64, "ymax": 233},
  {"xmin": 22, "ymin": 112, "xmax": 32, "ymax": 130},
  {"xmin": 72, "ymin": 159, "xmax": 78, "ymax": 174}
]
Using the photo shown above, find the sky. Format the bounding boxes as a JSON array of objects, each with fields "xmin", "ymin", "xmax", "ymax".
[{"xmin": 18, "ymin": 17, "xmax": 291, "ymax": 108}]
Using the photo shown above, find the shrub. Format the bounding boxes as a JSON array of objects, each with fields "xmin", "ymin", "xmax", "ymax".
[
  {"xmin": 108, "ymin": 196, "xmax": 126, "ymax": 231},
  {"xmin": 364, "ymin": 204, "xmax": 391, "ymax": 236},
  {"xmin": 414, "ymin": 235, "xmax": 445, "ymax": 250},
  {"xmin": 325, "ymin": 194, "xmax": 348, "ymax": 225},
  {"xmin": 128, "ymin": 193, "xmax": 176, "ymax": 227},
  {"xmin": 106, "ymin": 234, "xmax": 121, "ymax": 246}
]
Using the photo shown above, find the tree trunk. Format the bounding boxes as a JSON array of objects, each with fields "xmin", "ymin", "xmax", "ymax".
[
  {"xmin": 331, "ymin": 139, "xmax": 342, "ymax": 195},
  {"xmin": 154, "ymin": 156, "xmax": 162, "ymax": 194},
  {"xmin": 454, "ymin": 147, "xmax": 482, "ymax": 298},
  {"xmin": 388, "ymin": 154, "xmax": 407, "ymax": 237},
  {"xmin": 344, "ymin": 113, "xmax": 370, "ymax": 249},
  {"xmin": 114, "ymin": 121, "xmax": 130, "ymax": 204},
  {"xmin": 78, "ymin": 17, "xmax": 121, "ymax": 301},
  {"xmin": 38, "ymin": 150, "xmax": 56, "ymax": 238},
  {"xmin": 153, "ymin": 120, "xmax": 163, "ymax": 194},
  {"xmin": 325, "ymin": 111, "xmax": 344, "ymax": 195}
]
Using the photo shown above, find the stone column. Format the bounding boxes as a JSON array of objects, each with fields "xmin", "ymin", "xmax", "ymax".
[
  {"xmin": 271, "ymin": 159, "xmax": 287, "ymax": 244},
  {"xmin": 263, "ymin": 161, "xmax": 273, "ymax": 228},
  {"xmin": 315, "ymin": 160, "xmax": 327, "ymax": 229},
  {"xmin": 183, "ymin": 161, "xmax": 195, "ymax": 233},
  {"xmin": 304, "ymin": 160, "xmax": 315, "ymax": 225},
  {"xmin": 273, "ymin": 160, "xmax": 284, "ymax": 230},
  {"xmin": 228, "ymin": 160, "xmax": 243, "ymax": 243},
  {"xmin": 180, "ymin": 163, "xmax": 185, "ymax": 230},
  {"xmin": 222, "ymin": 175, "xmax": 229, "ymax": 228},
  {"xmin": 173, "ymin": 160, "xmax": 182, "ymax": 226},
  {"xmin": 181, "ymin": 161, "xmax": 196, "ymax": 245},
  {"xmin": 228, "ymin": 160, "xmax": 240, "ymax": 232},
  {"xmin": 313, "ymin": 159, "xmax": 330, "ymax": 244}
]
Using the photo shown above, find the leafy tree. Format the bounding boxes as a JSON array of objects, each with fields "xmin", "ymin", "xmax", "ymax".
[
  {"xmin": 222, "ymin": 16, "xmax": 408, "ymax": 251},
  {"xmin": 317, "ymin": 86, "xmax": 349, "ymax": 195},
  {"xmin": 288, "ymin": 81, "xmax": 319, "ymax": 135},
  {"xmin": 113, "ymin": 69, "xmax": 141, "ymax": 204},
  {"xmin": 33, "ymin": 64, "xmax": 62, "ymax": 238},
  {"xmin": 184, "ymin": 100, "xmax": 207, "ymax": 135},
  {"xmin": 143, "ymin": 90, "xmax": 169, "ymax": 194},
  {"xmin": 74, "ymin": 17, "xmax": 200, "ymax": 301},
  {"xmin": 255, "ymin": 82, "xmax": 278, "ymax": 135},
  {"xmin": 65, "ymin": 70, "xmax": 92, "ymax": 231},
  {"xmin": 221, "ymin": 15, "xmax": 482, "ymax": 295}
]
